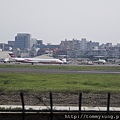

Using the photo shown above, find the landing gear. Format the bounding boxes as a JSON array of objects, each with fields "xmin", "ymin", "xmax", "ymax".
[{"xmin": 31, "ymin": 63, "xmax": 33, "ymax": 65}]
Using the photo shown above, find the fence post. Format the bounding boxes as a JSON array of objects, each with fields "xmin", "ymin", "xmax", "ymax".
[
  {"xmin": 107, "ymin": 93, "xmax": 110, "ymax": 114},
  {"xmin": 20, "ymin": 92, "xmax": 25, "ymax": 120},
  {"xmin": 79, "ymin": 92, "xmax": 82, "ymax": 120},
  {"xmin": 50, "ymin": 92, "xmax": 53, "ymax": 120}
]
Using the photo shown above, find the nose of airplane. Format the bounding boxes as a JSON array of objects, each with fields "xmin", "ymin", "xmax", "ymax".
[{"xmin": 59, "ymin": 59, "xmax": 63, "ymax": 64}]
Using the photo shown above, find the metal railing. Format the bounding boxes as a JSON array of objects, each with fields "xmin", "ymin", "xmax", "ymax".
[{"xmin": 0, "ymin": 92, "xmax": 120, "ymax": 120}]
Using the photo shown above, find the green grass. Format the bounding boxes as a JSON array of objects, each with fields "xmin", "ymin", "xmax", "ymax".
[{"xmin": 0, "ymin": 72, "xmax": 120, "ymax": 93}]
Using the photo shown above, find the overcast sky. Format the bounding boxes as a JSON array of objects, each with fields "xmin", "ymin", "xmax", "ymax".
[{"xmin": 0, "ymin": 0, "xmax": 120, "ymax": 45}]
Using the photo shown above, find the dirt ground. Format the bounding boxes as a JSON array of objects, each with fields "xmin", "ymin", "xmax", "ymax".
[{"xmin": 0, "ymin": 92, "xmax": 120, "ymax": 107}]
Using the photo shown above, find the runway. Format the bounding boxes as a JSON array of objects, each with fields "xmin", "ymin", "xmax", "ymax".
[{"xmin": 0, "ymin": 68, "xmax": 120, "ymax": 74}]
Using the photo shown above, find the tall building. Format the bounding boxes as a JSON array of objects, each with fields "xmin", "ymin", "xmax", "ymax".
[
  {"xmin": 87, "ymin": 41, "xmax": 99, "ymax": 50},
  {"xmin": 80, "ymin": 38, "xmax": 87, "ymax": 50},
  {"xmin": 60, "ymin": 39, "xmax": 74, "ymax": 50},
  {"xmin": 60, "ymin": 39, "xmax": 80, "ymax": 50},
  {"xmin": 15, "ymin": 33, "xmax": 31, "ymax": 50}
]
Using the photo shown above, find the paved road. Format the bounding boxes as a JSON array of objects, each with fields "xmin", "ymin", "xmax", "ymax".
[{"xmin": 0, "ymin": 68, "xmax": 120, "ymax": 74}]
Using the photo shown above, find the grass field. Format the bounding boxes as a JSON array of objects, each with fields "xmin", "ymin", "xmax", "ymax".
[{"xmin": 0, "ymin": 71, "xmax": 120, "ymax": 93}]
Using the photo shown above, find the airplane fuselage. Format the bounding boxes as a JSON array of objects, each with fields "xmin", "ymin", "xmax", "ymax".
[{"xmin": 13, "ymin": 58, "xmax": 63, "ymax": 64}]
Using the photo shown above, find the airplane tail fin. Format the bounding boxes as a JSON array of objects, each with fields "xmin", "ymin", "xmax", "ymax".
[{"xmin": 8, "ymin": 52, "xmax": 16, "ymax": 58}]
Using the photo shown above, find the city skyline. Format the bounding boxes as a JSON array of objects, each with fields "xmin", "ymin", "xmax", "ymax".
[
  {"xmin": 1, "ymin": 33, "xmax": 120, "ymax": 46},
  {"xmin": 0, "ymin": 0, "xmax": 120, "ymax": 45}
]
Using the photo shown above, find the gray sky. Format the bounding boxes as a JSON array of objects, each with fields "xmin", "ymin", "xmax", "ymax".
[{"xmin": 0, "ymin": 0, "xmax": 120, "ymax": 45}]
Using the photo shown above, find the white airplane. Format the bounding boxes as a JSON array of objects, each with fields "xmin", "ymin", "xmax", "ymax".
[
  {"xmin": 96, "ymin": 59, "xmax": 106, "ymax": 64},
  {"xmin": 93, "ymin": 56, "xmax": 106, "ymax": 64},
  {"xmin": 93, "ymin": 58, "xmax": 106, "ymax": 64},
  {"xmin": 8, "ymin": 52, "xmax": 63, "ymax": 65}
]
